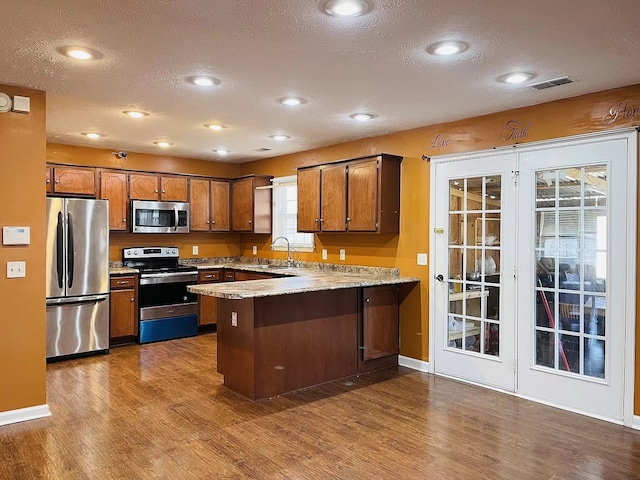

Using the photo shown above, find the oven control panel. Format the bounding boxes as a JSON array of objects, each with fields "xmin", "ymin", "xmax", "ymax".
[{"xmin": 123, "ymin": 247, "xmax": 179, "ymax": 259}]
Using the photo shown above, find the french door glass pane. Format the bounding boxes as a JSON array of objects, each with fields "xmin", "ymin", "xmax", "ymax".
[
  {"xmin": 533, "ymin": 165, "xmax": 607, "ymax": 379},
  {"xmin": 448, "ymin": 175, "xmax": 502, "ymax": 356}
]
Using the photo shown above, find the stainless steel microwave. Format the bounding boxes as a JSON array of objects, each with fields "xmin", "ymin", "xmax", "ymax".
[{"xmin": 131, "ymin": 200, "xmax": 190, "ymax": 233}]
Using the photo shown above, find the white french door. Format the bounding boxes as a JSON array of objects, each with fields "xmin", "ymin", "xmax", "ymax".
[
  {"xmin": 431, "ymin": 131, "xmax": 636, "ymax": 423},
  {"xmin": 516, "ymin": 135, "xmax": 633, "ymax": 421},
  {"xmin": 432, "ymin": 152, "xmax": 517, "ymax": 391}
]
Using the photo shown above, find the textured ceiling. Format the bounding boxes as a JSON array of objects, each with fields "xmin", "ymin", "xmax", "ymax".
[{"xmin": 1, "ymin": 0, "xmax": 639, "ymax": 163}]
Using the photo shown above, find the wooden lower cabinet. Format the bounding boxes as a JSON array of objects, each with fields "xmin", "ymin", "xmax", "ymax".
[
  {"xmin": 198, "ymin": 270, "xmax": 222, "ymax": 326},
  {"xmin": 359, "ymin": 285, "xmax": 400, "ymax": 373},
  {"xmin": 110, "ymin": 275, "xmax": 138, "ymax": 345}
]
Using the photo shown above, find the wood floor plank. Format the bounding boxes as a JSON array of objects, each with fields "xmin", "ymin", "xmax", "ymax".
[{"xmin": 1, "ymin": 333, "xmax": 640, "ymax": 479}]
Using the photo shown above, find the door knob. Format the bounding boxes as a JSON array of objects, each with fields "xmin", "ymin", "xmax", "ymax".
[{"xmin": 435, "ymin": 274, "xmax": 445, "ymax": 283}]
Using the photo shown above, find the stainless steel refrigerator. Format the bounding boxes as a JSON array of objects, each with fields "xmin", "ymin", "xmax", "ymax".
[{"xmin": 46, "ymin": 198, "xmax": 110, "ymax": 359}]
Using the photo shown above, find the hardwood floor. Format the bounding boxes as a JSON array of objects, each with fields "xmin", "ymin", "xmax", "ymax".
[{"xmin": 2, "ymin": 333, "xmax": 640, "ymax": 479}]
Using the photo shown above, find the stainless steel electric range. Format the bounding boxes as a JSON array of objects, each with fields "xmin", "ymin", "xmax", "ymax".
[{"xmin": 123, "ymin": 247, "xmax": 198, "ymax": 344}]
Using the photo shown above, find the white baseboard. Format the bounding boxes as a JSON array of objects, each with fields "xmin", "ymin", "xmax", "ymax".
[
  {"xmin": 0, "ymin": 404, "xmax": 51, "ymax": 427},
  {"xmin": 399, "ymin": 355, "xmax": 429, "ymax": 372},
  {"xmin": 632, "ymin": 415, "xmax": 640, "ymax": 430}
]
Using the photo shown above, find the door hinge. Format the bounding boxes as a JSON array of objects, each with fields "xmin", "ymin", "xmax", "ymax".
[
  {"xmin": 513, "ymin": 265, "xmax": 517, "ymax": 279},
  {"xmin": 512, "ymin": 170, "xmax": 520, "ymax": 186},
  {"xmin": 376, "ymin": 161, "xmax": 380, "ymax": 169}
]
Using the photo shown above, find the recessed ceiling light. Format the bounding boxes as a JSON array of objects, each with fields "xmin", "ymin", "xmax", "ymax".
[
  {"xmin": 187, "ymin": 76, "xmax": 220, "ymax": 87},
  {"xmin": 214, "ymin": 149, "xmax": 230, "ymax": 155},
  {"xmin": 350, "ymin": 113, "xmax": 376, "ymax": 122},
  {"xmin": 426, "ymin": 41, "xmax": 468, "ymax": 56},
  {"xmin": 82, "ymin": 132, "xmax": 103, "ymax": 139},
  {"xmin": 499, "ymin": 72, "xmax": 535, "ymax": 84},
  {"xmin": 324, "ymin": 0, "xmax": 370, "ymax": 17},
  {"xmin": 269, "ymin": 135, "xmax": 290, "ymax": 141},
  {"xmin": 278, "ymin": 97, "xmax": 307, "ymax": 106},
  {"xmin": 123, "ymin": 110, "xmax": 149, "ymax": 118},
  {"xmin": 205, "ymin": 124, "xmax": 225, "ymax": 131},
  {"xmin": 154, "ymin": 141, "xmax": 172, "ymax": 148},
  {"xmin": 59, "ymin": 46, "xmax": 102, "ymax": 60}
]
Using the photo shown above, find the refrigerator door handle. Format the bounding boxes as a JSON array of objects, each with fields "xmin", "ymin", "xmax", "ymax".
[
  {"xmin": 56, "ymin": 211, "xmax": 64, "ymax": 289},
  {"xmin": 67, "ymin": 212, "xmax": 75, "ymax": 288},
  {"xmin": 47, "ymin": 294, "xmax": 109, "ymax": 305}
]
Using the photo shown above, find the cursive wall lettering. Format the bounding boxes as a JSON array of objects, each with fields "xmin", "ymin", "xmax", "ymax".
[
  {"xmin": 427, "ymin": 134, "xmax": 451, "ymax": 150},
  {"xmin": 602, "ymin": 101, "xmax": 640, "ymax": 124},
  {"xmin": 501, "ymin": 120, "xmax": 532, "ymax": 141}
]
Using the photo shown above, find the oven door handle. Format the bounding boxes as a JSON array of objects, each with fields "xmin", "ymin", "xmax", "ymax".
[
  {"xmin": 174, "ymin": 205, "xmax": 179, "ymax": 231},
  {"xmin": 140, "ymin": 272, "xmax": 197, "ymax": 285}
]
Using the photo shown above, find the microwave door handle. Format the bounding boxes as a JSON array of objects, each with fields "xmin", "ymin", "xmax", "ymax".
[
  {"xmin": 174, "ymin": 205, "xmax": 179, "ymax": 231},
  {"xmin": 56, "ymin": 211, "xmax": 64, "ymax": 289},
  {"xmin": 67, "ymin": 212, "xmax": 74, "ymax": 288}
]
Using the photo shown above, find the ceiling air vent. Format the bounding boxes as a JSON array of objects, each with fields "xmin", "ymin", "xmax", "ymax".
[
  {"xmin": 529, "ymin": 76, "xmax": 573, "ymax": 91},
  {"xmin": 255, "ymin": 148, "xmax": 271, "ymax": 152}
]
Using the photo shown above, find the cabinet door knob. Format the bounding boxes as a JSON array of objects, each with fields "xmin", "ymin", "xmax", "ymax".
[
  {"xmin": 212, "ymin": 220, "xmax": 216, "ymax": 224},
  {"xmin": 123, "ymin": 218, "xmax": 126, "ymax": 222},
  {"xmin": 155, "ymin": 189, "xmax": 158, "ymax": 193},
  {"xmin": 130, "ymin": 298, "xmax": 135, "ymax": 302},
  {"xmin": 248, "ymin": 220, "xmax": 252, "ymax": 224},
  {"xmin": 315, "ymin": 218, "xmax": 319, "ymax": 223},
  {"xmin": 366, "ymin": 298, "xmax": 370, "ymax": 303},
  {"xmin": 55, "ymin": 179, "xmax": 60, "ymax": 184},
  {"xmin": 46, "ymin": 179, "xmax": 51, "ymax": 183},
  {"xmin": 346, "ymin": 217, "xmax": 351, "ymax": 222},
  {"xmin": 162, "ymin": 190, "xmax": 166, "ymax": 193}
]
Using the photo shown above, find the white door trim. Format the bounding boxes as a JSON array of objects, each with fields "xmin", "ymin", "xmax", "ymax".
[{"xmin": 429, "ymin": 128, "xmax": 637, "ymax": 425}]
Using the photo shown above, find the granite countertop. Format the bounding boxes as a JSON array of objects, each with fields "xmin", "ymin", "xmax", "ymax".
[
  {"xmin": 109, "ymin": 257, "xmax": 419, "ymax": 299},
  {"xmin": 187, "ymin": 263, "xmax": 418, "ymax": 300}
]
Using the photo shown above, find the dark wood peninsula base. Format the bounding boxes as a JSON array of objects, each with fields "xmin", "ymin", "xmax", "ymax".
[{"xmin": 216, "ymin": 286, "xmax": 399, "ymax": 401}]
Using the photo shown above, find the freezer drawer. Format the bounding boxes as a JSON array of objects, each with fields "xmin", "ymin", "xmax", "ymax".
[{"xmin": 46, "ymin": 295, "xmax": 109, "ymax": 358}]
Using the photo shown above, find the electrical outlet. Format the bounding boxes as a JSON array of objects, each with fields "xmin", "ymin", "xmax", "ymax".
[
  {"xmin": 192, "ymin": 245, "xmax": 199, "ymax": 255},
  {"xmin": 339, "ymin": 249, "xmax": 346, "ymax": 261},
  {"xmin": 6, "ymin": 261, "xmax": 26, "ymax": 278},
  {"xmin": 253, "ymin": 245, "xmax": 257, "ymax": 255},
  {"xmin": 417, "ymin": 253, "xmax": 428, "ymax": 266},
  {"xmin": 231, "ymin": 311, "xmax": 238, "ymax": 327},
  {"xmin": 322, "ymin": 249, "xmax": 328, "ymax": 260}
]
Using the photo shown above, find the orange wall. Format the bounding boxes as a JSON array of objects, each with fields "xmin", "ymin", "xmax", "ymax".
[
  {"xmin": 47, "ymin": 144, "xmax": 241, "ymax": 261},
  {"xmin": 239, "ymin": 84, "xmax": 640, "ymax": 367},
  {"xmin": 0, "ymin": 85, "xmax": 47, "ymax": 413}
]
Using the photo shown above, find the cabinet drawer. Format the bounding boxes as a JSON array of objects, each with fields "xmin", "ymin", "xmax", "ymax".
[
  {"xmin": 198, "ymin": 270, "xmax": 222, "ymax": 282},
  {"xmin": 111, "ymin": 276, "xmax": 137, "ymax": 289},
  {"xmin": 223, "ymin": 271, "xmax": 235, "ymax": 281}
]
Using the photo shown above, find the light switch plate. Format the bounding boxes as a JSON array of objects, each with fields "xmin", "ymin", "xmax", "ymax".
[
  {"xmin": 322, "ymin": 249, "xmax": 327, "ymax": 260},
  {"xmin": 231, "ymin": 311, "xmax": 238, "ymax": 327},
  {"xmin": 252, "ymin": 245, "xmax": 257, "ymax": 255},
  {"xmin": 417, "ymin": 253, "xmax": 428, "ymax": 266},
  {"xmin": 7, "ymin": 261, "xmax": 26, "ymax": 278},
  {"xmin": 192, "ymin": 245, "xmax": 198, "ymax": 255},
  {"xmin": 339, "ymin": 249, "xmax": 346, "ymax": 261}
]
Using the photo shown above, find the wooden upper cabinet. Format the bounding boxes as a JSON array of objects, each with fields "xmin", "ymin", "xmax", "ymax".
[
  {"xmin": 297, "ymin": 167, "xmax": 321, "ymax": 232},
  {"xmin": 211, "ymin": 180, "xmax": 230, "ymax": 232},
  {"xmin": 45, "ymin": 166, "xmax": 52, "ymax": 193},
  {"xmin": 231, "ymin": 176, "xmax": 272, "ymax": 233},
  {"xmin": 99, "ymin": 170, "xmax": 128, "ymax": 231},
  {"xmin": 160, "ymin": 176, "xmax": 188, "ymax": 202},
  {"xmin": 189, "ymin": 178, "xmax": 211, "ymax": 231},
  {"xmin": 129, "ymin": 173, "xmax": 188, "ymax": 201},
  {"xmin": 190, "ymin": 178, "xmax": 231, "ymax": 232},
  {"xmin": 50, "ymin": 166, "xmax": 96, "ymax": 196},
  {"xmin": 128, "ymin": 173, "xmax": 159, "ymax": 200},
  {"xmin": 320, "ymin": 164, "xmax": 348, "ymax": 232},
  {"xmin": 297, "ymin": 154, "xmax": 401, "ymax": 234},
  {"xmin": 347, "ymin": 159, "xmax": 379, "ymax": 232}
]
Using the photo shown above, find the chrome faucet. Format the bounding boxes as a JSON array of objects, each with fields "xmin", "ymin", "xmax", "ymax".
[{"xmin": 271, "ymin": 236, "xmax": 293, "ymax": 267}]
